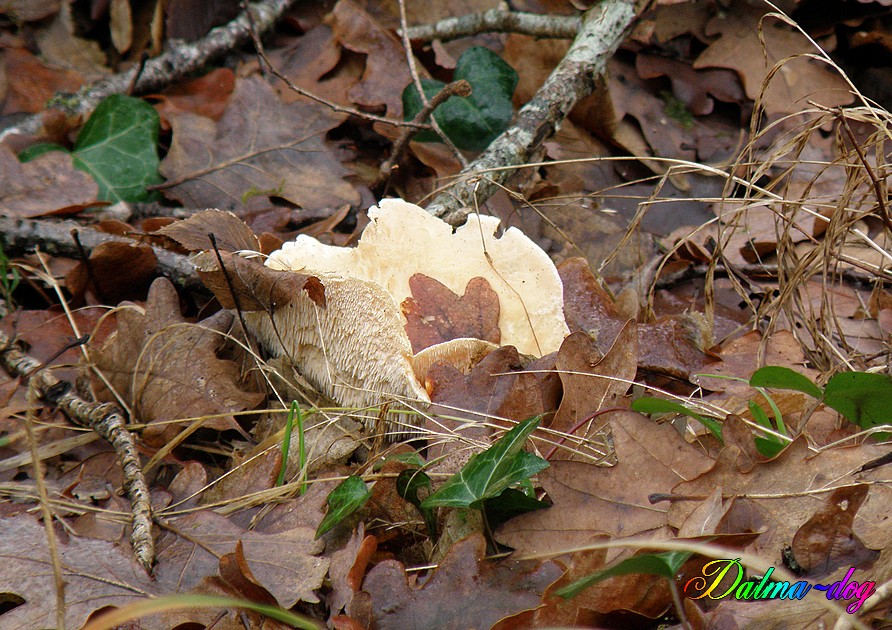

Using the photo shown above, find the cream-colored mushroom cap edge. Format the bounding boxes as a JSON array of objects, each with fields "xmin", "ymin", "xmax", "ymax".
[{"xmin": 244, "ymin": 198, "xmax": 569, "ymax": 434}]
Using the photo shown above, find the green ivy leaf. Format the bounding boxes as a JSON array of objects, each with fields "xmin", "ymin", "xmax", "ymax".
[
  {"xmin": 73, "ymin": 95, "xmax": 163, "ymax": 202},
  {"xmin": 631, "ymin": 397, "xmax": 723, "ymax": 442},
  {"xmin": 421, "ymin": 416, "xmax": 548, "ymax": 510},
  {"xmin": 482, "ymin": 487, "xmax": 549, "ymax": 531},
  {"xmin": 396, "ymin": 468, "xmax": 438, "ymax": 538},
  {"xmin": 749, "ymin": 366, "xmax": 823, "ymax": 399},
  {"xmin": 315, "ymin": 475, "xmax": 371, "ymax": 539},
  {"xmin": 402, "ymin": 46, "xmax": 518, "ymax": 152},
  {"xmin": 20, "ymin": 95, "xmax": 163, "ymax": 202},
  {"xmin": 824, "ymin": 372, "xmax": 892, "ymax": 429},
  {"xmin": 555, "ymin": 550, "xmax": 694, "ymax": 599}
]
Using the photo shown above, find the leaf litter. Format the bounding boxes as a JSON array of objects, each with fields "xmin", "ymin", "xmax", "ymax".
[{"xmin": 1, "ymin": 1, "xmax": 892, "ymax": 629}]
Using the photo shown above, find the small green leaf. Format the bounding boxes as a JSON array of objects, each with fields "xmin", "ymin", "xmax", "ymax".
[
  {"xmin": 631, "ymin": 397, "xmax": 723, "ymax": 442},
  {"xmin": 402, "ymin": 46, "xmax": 518, "ymax": 152},
  {"xmin": 18, "ymin": 143, "xmax": 67, "ymax": 162},
  {"xmin": 483, "ymin": 487, "xmax": 549, "ymax": 531},
  {"xmin": 749, "ymin": 366, "xmax": 823, "ymax": 399},
  {"xmin": 556, "ymin": 550, "xmax": 694, "ymax": 599},
  {"xmin": 754, "ymin": 437, "xmax": 786, "ymax": 458},
  {"xmin": 421, "ymin": 416, "xmax": 548, "ymax": 510},
  {"xmin": 824, "ymin": 372, "xmax": 892, "ymax": 429},
  {"xmin": 315, "ymin": 475, "xmax": 371, "ymax": 539},
  {"xmin": 396, "ymin": 468, "xmax": 438, "ymax": 537},
  {"xmin": 72, "ymin": 94, "xmax": 163, "ymax": 202}
]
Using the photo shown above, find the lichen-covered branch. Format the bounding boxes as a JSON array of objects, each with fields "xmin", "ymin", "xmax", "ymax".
[
  {"xmin": 0, "ymin": 216, "xmax": 203, "ymax": 295},
  {"xmin": 0, "ymin": 331, "xmax": 155, "ymax": 573},
  {"xmin": 0, "ymin": 0, "xmax": 296, "ymax": 143},
  {"xmin": 424, "ymin": 0, "xmax": 641, "ymax": 226},
  {"xmin": 403, "ymin": 9, "xmax": 580, "ymax": 42}
]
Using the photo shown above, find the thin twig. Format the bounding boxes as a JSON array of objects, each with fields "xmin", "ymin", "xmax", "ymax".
[
  {"xmin": 0, "ymin": 0, "xmax": 297, "ymax": 142},
  {"xmin": 377, "ymin": 80, "xmax": 472, "ymax": 185},
  {"xmin": 23, "ymin": 384, "xmax": 66, "ymax": 630},
  {"xmin": 835, "ymin": 108, "xmax": 892, "ymax": 233},
  {"xmin": 0, "ymin": 330, "xmax": 156, "ymax": 573},
  {"xmin": 242, "ymin": 0, "xmax": 428, "ymax": 130},
  {"xmin": 424, "ymin": 0, "xmax": 643, "ymax": 225},
  {"xmin": 396, "ymin": 0, "xmax": 468, "ymax": 165},
  {"xmin": 402, "ymin": 9, "xmax": 581, "ymax": 42}
]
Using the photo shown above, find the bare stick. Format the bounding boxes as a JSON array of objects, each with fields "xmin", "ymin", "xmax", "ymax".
[
  {"xmin": 0, "ymin": 0, "xmax": 297, "ymax": 143},
  {"xmin": 424, "ymin": 0, "xmax": 642, "ymax": 226},
  {"xmin": 0, "ymin": 216, "xmax": 203, "ymax": 295},
  {"xmin": 378, "ymin": 80, "xmax": 472, "ymax": 185},
  {"xmin": 403, "ymin": 9, "xmax": 581, "ymax": 42},
  {"xmin": 0, "ymin": 331, "xmax": 156, "ymax": 573}
]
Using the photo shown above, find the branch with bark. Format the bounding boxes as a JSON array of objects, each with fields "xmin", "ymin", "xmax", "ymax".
[
  {"xmin": 403, "ymin": 9, "xmax": 580, "ymax": 42},
  {"xmin": 0, "ymin": 0, "xmax": 297, "ymax": 143},
  {"xmin": 423, "ymin": 0, "xmax": 643, "ymax": 226}
]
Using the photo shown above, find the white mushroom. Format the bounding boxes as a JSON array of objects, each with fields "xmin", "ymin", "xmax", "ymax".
[{"xmin": 246, "ymin": 199, "xmax": 569, "ymax": 436}]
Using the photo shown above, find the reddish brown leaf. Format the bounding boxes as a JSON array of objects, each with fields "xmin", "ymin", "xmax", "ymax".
[
  {"xmin": 424, "ymin": 347, "xmax": 561, "ymax": 455},
  {"xmin": 149, "ymin": 67, "xmax": 235, "ymax": 126},
  {"xmin": 91, "ymin": 277, "xmax": 265, "ymax": 445},
  {"xmin": 66, "ymin": 241, "xmax": 157, "ymax": 303},
  {"xmin": 402, "ymin": 274, "xmax": 501, "ymax": 353},
  {"xmin": 636, "ymin": 53, "xmax": 744, "ymax": 115},
  {"xmin": 791, "ymin": 484, "xmax": 878, "ymax": 575},
  {"xmin": 159, "ymin": 76, "xmax": 359, "ymax": 212},
  {"xmin": 2, "ymin": 46, "xmax": 82, "ymax": 114},
  {"xmin": 0, "ymin": 144, "xmax": 98, "ymax": 217},
  {"xmin": 360, "ymin": 534, "xmax": 562, "ymax": 630},
  {"xmin": 193, "ymin": 249, "xmax": 326, "ymax": 311},
  {"xmin": 329, "ymin": 0, "xmax": 414, "ymax": 117},
  {"xmin": 550, "ymin": 321, "xmax": 637, "ymax": 453}
]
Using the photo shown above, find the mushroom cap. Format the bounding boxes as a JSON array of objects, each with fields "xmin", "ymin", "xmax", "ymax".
[{"xmin": 267, "ymin": 199, "xmax": 569, "ymax": 356}]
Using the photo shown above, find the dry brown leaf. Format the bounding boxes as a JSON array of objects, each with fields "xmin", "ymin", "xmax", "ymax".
[
  {"xmin": 155, "ymin": 510, "xmax": 328, "ymax": 607},
  {"xmin": 66, "ymin": 241, "xmax": 157, "ymax": 303},
  {"xmin": 549, "ymin": 321, "xmax": 637, "ymax": 451},
  {"xmin": 270, "ymin": 24, "xmax": 358, "ymax": 106},
  {"xmin": 497, "ymin": 412, "xmax": 713, "ymax": 556},
  {"xmin": 149, "ymin": 67, "xmax": 235, "ymax": 126},
  {"xmin": 1, "ymin": 45, "xmax": 83, "ymax": 114},
  {"xmin": 791, "ymin": 483, "xmax": 878, "ymax": 575},
  {"xmin": 402, "ymin": 274, "xmax": 501, "ymax": 353},
  {"xmin": 359, "ymin": 534, "xmax": 562, "ymax": 630},
  {"xmin": 668, "ymin": 439, "xmax": 892, "ymax": 563},
  {"xmin": 636, "ymin": 53, "xmax": 745, "ymax": 116},
  {"xmin": 0, "ymin": 144, "xmax": 98, "ymax": 217},
  {"xmin": 693, "ymin": 4, "xmax": 852, "ymax": 116},
  {"xmin": 159, "ymin": 75, "xmax": 359, "ymax": 212},
  {"xmin": 328, "ymin": 0, "xmax": 414, "ymax": 117},
  {"xmin": 91, "ymin": 277, "xmax": 265, "ymax": 445},
  {"xmin": 0, "ymin": 513, "xmax": 162, "ymax": 629},
  {"xmin": 158, "ymin": 208, "xmax": 260, "ymax": 253}
]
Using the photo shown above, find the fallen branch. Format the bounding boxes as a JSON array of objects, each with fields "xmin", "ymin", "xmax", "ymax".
[
  {"xmin": 0, "ymin": 0, "xmax": 296, "ymax": 143},
  {"xmin": 424, "ymin": 0, "xmax": 642, "ymax": 226},
  {"xmin": 0, "ymin": 216, "xmax": 203, "ymax": 295},
  {"xmin": 0, "ymin": 330, "xmax": 155, "ymax": 573},
  {"xmin": 403, "ymin": 9, "xmax": 580, "ymax": 42}
]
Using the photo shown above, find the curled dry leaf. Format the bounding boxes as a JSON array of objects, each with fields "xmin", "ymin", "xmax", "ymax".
[
  {"xmin": 358, "ymin": 533, "xmax": 562, "ymax": 630},
  {"xmin": 91, "ymin": 277, "xmax": 265, "ymax": 445}
]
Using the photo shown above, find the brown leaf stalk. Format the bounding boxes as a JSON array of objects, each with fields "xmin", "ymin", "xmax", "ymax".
[{"xmin": 377, "ymin": 80, "xmax": 472, "ymax": 187}]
